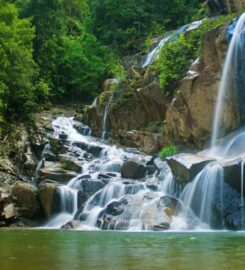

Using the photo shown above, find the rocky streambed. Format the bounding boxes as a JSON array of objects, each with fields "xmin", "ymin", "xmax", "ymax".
[{"xmin": 0, "ymin": 107, "xmax": 245, "ymax": 230}]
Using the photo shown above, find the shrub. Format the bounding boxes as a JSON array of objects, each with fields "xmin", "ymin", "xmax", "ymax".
[{"xmin": 159, "ymin": 145, "xmax": 177, "ymax": 160}]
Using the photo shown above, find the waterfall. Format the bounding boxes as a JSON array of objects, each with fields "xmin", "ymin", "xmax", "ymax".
[
  {"xmin": 141, "ymin": 20, "xmax": 202, "ymax": 68},
  {"xmin": 180, "ymin": 163, "xmax": 224, "ymax": 228},
  {"xmin": 41, "ymin": 116, "xmax": 195, "ymax": 231},
  {"xmin": 39, "ymin": 16, "xmax": 245, "ymax": 231},
  {"xmin": 211, "ymin": 13, "xmax": 245, "ymax": 148},
  {"xmin": 102, "ymin": 90, "xmax": 115, "ymax": 140}
]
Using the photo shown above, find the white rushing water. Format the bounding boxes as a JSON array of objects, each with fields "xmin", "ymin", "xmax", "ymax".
[
  {"xmin": 43, "ymin": 116, "xmax": 190, "ymax": 231},
  {"xmin": 211, "ymin": 13, "xmax": 245, "ymax": 149}
]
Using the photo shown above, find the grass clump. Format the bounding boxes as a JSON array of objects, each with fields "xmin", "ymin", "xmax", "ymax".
[{"xmin": 159, "ymin": 145, "xmax": 177, "ymax": 160}]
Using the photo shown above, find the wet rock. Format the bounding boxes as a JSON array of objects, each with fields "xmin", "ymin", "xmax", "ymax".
[
  {"xmin": 218, "ymin": 158, "xmax": 245, "ymax": 194},
  {"xmin": 153, "ymin": 223, "xmax": 170, "ymax": 231},
  {"xmin": 166, "ymin": 153, "xmax": 214, "ymax": 183},
  {"xmin": 49, "ymin": 135, "xmax": 69, "ymax": 155},
  {"xmin": 23, "ymin": 151, "xmax": 37, "ymax": 177},
  {"xmin": 98, "ymin": 173, "xmax": 116, "ymax": 181},
  {"xmin": 81, "ymin": 179, "xmax": 106, "ymax": 196},
  {"xmin": 147, "ymin": 164, "xmax": 157, "ymax": 176},
  {"xmin": 59, "ymin": 132, "xmax": 68, "ymax": 140},
  {"xmin": 38, "ymin": 182, "xmax": 58, "ymax": 217},
  {"xmin": 121, "ymin": 159, "xmax": 147, "ymax": 180},
  {"xmin": 73, "ymin": 123, "xmax": 91, "ymax": 136},
  {"xmin": 77, "ymin": 190, "xmax": 88, "ymax": 209},
  {"xmin": 158, "ymin": 196, "xmax": 181, "ymax": 212},
  {"xmin": 11, "ymin": 182, "xmax": 41, "ymax": 219},
  {"xmin": 97, "ymin": 198, "xmax": 129, "ymax": 229},
  {"xmin": 146, "ymin": 184, "xmax": 158, "ymax": 191},
  {"xmin": 44, "ymin": 151, "xmax": 58, "ymax": 162},
  {"xmin": 44, "ymin": 123, "xmax": 54, "ymax": 133},
  {"xmin": 38, "ymin": 162, "xmax": 77, "ymax": 183},
  {"xmin": 78, "ymin": 174, "xmax": 91, "ymax": 180},
  {"xmin": 69, "ymin": 145, "xmax": 84, "ymax": 157},
  {"xmin": 62, "ymin": 220, "xmax": 81, "ymax": 230},
  {"xmin": 58, "ymin": 154, "xmax": 82, "ymax": 172},
  {"xmin": 83, "ymin": 152, "xmax": 94, "ymax": 161},
  {"xmin": 73, "ymin": 142, "xmax": 103, "ymax": 157},
  {"xmin": 165, "ymin": 25, "xmax": 240, "ymax": 147}
]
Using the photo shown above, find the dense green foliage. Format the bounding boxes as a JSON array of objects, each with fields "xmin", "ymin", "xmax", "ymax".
[
  {"xmin": 88, "ymin": 0, "xmax": 203, "ymax": 54},
  {"xmin": 25, "ymin": 0, "xmax": 117, "ymax": 102},
  {"xmin": 0, "ymin": 0, "xmax": 36, "ymax": 129},
  {"xmin": 159, "ymin": 145, "xmax": 178, "ymax": 160},
  {"xmin": 0, "ymin": 0, "xmax": 238, "ymax": 136}
]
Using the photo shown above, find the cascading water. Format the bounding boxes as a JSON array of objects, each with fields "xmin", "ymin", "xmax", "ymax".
[
  {"xmin": 141, "ymin": 20, "xmax": 202, "ymax": 68},
  {"xmin": 101, "ymin": 81, "xmax": 118, "ymax": 140},
  {"xmin": 41, "ymin": 116, "xmax": 198, "ymax": 231},
  {"xmin": 211, "ymin": 13, "xmax": 245, "ymax": 149},
  {"xmin": 180, "ymin": 163, "xmax": 224, "ymax": 229},
  {"xmin": 40, "ymin": 14, "xmax": 245, "ymax": 232}
]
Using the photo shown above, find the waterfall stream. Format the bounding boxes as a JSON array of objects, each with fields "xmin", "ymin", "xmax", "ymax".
[
  {"xmin": 41, "ymin": 14, "xmax": 245, "ymax": 231},
  {"xmin": 43, "ymin": 116, "xmax": 191, "ymax": 231},
  {"xmin": 211, "ymin": 13, "xmax": 245, "ymax": 149}
]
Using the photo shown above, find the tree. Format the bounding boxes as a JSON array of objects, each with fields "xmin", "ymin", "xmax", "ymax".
[{"xmin": 0, "ymin": 0, "xmax": 36, "ymax": 127}]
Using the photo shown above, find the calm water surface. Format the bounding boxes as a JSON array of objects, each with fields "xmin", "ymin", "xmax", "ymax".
[{"xmin": 0, "ymin": 230, "xmax": 245, "ymax": 270}]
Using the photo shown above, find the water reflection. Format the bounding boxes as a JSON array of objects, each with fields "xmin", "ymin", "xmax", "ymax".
[{"xmin": 0, "ymin": 230, "xmax": 245, "ymax": 270}]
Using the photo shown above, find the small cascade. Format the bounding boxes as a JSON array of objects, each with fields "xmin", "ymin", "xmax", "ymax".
[
  {"xmin": 180, "ymin": 163, "xmax": 224, "ymax": 228},
  {"xmin": 211, "ymin": 13, "xmax": 245, "ymax": 148},
  {"xmin": 102, "ymin": 91, "xmax": 115, "ymax": 140},
  {"xmin": 141, "ymin": 36, "xmax": 170, "ymax": 68},
  {"xmin": 31, "ymin": 143, "xmax": 51, "ymax": 186},
  {"xmin": 141, "ymin": 20, "xmax": 202, "ymax": 68},
  {"xmin": 41, "ymin": 116, "xmax": 193, "ymax": 231}
]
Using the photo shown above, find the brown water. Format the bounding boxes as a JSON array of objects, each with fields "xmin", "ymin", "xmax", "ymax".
[{"xmin": 0, "ymin": 229, "xmax": 245, "ymax": 270}]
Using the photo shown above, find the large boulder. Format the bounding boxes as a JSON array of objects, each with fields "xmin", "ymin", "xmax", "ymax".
[
  {"xmin": 38, "ymin": 162, "xmax": 77, "ymax": 183},
  {"xmin": 166, "ymin": 153, "xmax": 214, "ymax": 183},
  {"xmin": 81, "ymin": 179, "xmax": 106, "ymax": 197},
  {"xmin": 58, "ymin": 154, "xmax": 83, "ymax": 172},
  {"xmin": 11, "ymin": 182, "xmax": 41, "ymax": 219},
  {"xmin": 113, "ymin": 130, "xmax": 162, "ymax": 154},
  {"xmin": 72, "ymin": 142, "xmax": 103, "ymax": 157},
  {"xmin": 120, "ymin": 159, "xmax": 148, "ymax": 180},
  {"xmin": 38, "ymin": 182, "xmax": 58, "ymax": 217},
  {"xmin": 165, "ymin": 24, "xmax": 240, "ymax": 147}
]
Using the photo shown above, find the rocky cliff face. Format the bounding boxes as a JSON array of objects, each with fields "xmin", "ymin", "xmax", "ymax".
[
  {"xmin": 207, "ymin": 0, "xmax": 245, "ymax": 14},
  {"xmin": 83, "ymin": 20, "xmax": 242, "ymax": 150},
  {"xmin": 165, "ymin": 24, "xmax": 240, "ymax": 147},
  {"xmin": 83, "ymin": 71, "xmax": 168, "ymax": 154},
  {"xmin": 225, "ymin": 0, "xmax": 245, "ymax": 13}
]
